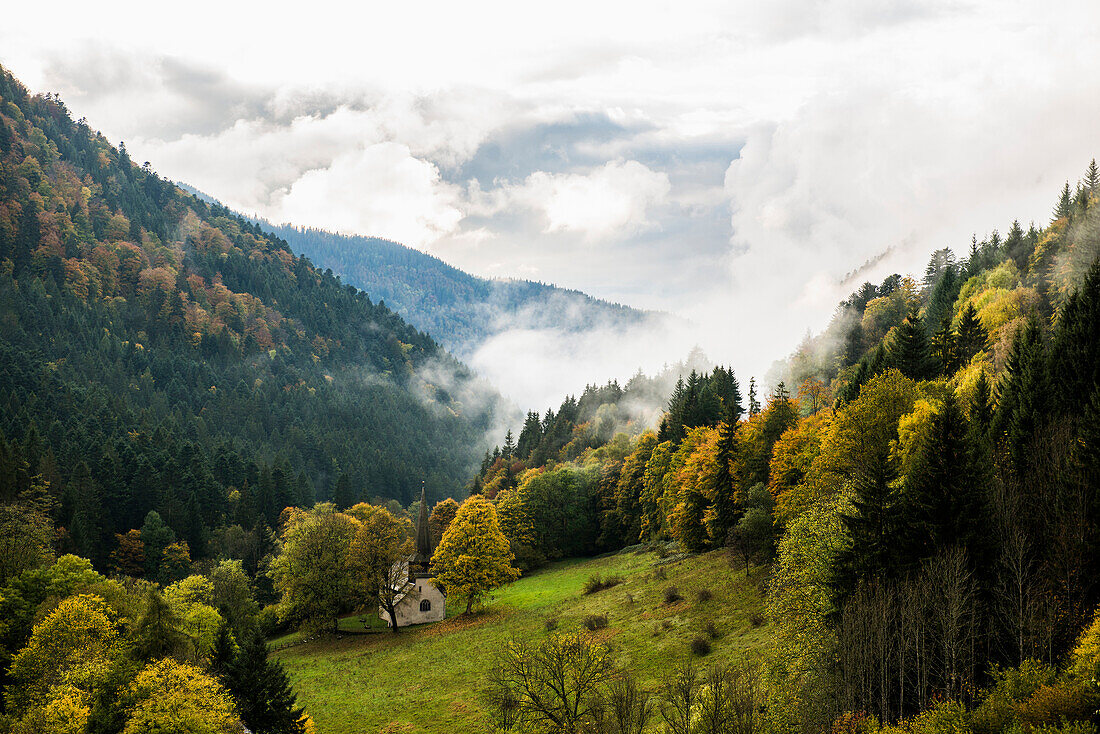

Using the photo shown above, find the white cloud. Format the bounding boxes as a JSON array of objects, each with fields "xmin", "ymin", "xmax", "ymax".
[
  {"xmin": 5, "ymin": 0, "xmax": 1100, "ymax": 407},
  {"xmin": 476, "ymin": 160, "xmax": 671, "ymax": 242},
  {"xmin": 275, "ymin": 143, "xmax": 463, "ymax": 248}
]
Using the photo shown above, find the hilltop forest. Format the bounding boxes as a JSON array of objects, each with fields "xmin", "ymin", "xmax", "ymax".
[{"xmin": 0, "ymin": 64, "xmax": 498, "ymax": 577}]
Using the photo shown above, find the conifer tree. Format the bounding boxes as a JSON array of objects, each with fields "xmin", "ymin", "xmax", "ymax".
[
  {"xmin": 223, "ymin": 626, "xmax": 306, "ymax": 734},
  {"xmin": 502, "ymin": 430, "xmax": 516, "ymax": 459},
  {"xmin": 748, "ymin": 377, "xmax": 760, "ymax": 416},
  {"xmin": 833, "ymin": 450, "xmax": 902, "ymax": 606},
  {"xmin": 707, "ymin": 405, "xmax": 742, "ymax": 545},
  {"xmin": 969, "ymin": 371, "xmax": 994, "ymax": 436},
  {"xmin": 516, "ymin": 411, "xmax": 542, "ymax": 460},
  {"xmin": 955, "ymin": 303, "xmax": 989, "ymax": 364},
  {"xmin": 1047, "ymin": 255, "xmax": 1100, "ymax": 418},
  {"xmin": 906, "ymin": 394, "xmax": 988, "ymax": 564},
  {"xmin": 930, "ymin": 317, "xmax": 957, "ymax": 375},
  {"xmin": 1055, "ymin": 181, "xmax": 1073, "ymax": 221},
  {"xmin": 993, "ymin": 317, "xmax": 1047, "ymax": 476},
  {"xmin": 888, "ymin": 311, "xmax": 935, "ymax": 380},
  {"xmin": 1086, "ymin": 158, "xmax": 1100, "ymax": 195},
  {"xmin": 332, "ymin": 473, "xmax": 354, "ymax": 511}
]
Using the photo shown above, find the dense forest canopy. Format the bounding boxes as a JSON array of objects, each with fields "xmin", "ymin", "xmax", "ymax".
[{"xmin": 0, "ymin": 64, "xmax": 501, "ymax": 575}]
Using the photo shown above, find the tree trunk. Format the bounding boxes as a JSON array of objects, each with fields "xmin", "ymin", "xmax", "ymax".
[{"xmin": 466, "ymin": 597, "xmax": 473, "ymax": 615}]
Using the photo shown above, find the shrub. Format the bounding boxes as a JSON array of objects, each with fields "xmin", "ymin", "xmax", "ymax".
[
  {"xmin": 545, "ymin": 617, "xmax": 559, "ymax": 632},
  {"xmin": 583, "ymin": 574, "xmax": 604, "ymax": 595},
  {"xmin": 654, "ymin": 566, "xmax": 668, "ymax": 580},
  {"xmin": 697, "ymin": 588, "xmax": 713, "ymax": 602},
  {"xmin": 704, "ymin": 621, "xmax": 720, "ymax": 639},
  {"xmin": 663, "ymin": 586, "xmax": 683, "ymax": 604},
  {"xmin": 255, "ymin": 604, "xmax": 284, "ymax": 638},
  {"xmin": 1028, "ymin": 723, "xmax": 1100, "ymax": 734},
  {"xmin": 582, "ymin": 574, "xmax": 624, "ymax": 595},
  {"xmin": 749, "ymin": 611, "xmax": 765, "ymax": 627},
  {"xmin": 690, "ymin": 635, "xmax": 711, "ymax": 656},
  {"xmin": 831, "ymin": 711, "xmax": 879, "ymax": 734},
  {"xmin": 1017, "ymin": 681, "xmax": 1096, "ymax": 729},
  {"xmin": 624, "ymin": 593, "xmax": 634, "ymax": 605},
  {"xmin": 973, "ymin": 660, "xmax": 1059, "ymax": 733},
  {"xmin": 583, "ymin": 614, "xmax": 609, "ymax": 631}
]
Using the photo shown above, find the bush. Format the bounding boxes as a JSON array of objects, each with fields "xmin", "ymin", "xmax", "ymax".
[
  {"xmin": 749, "ymin": 611, "xmax": 765, "ymax": 627},
  {"xmin": 697, "ymin": 588, "xmax": 713, "ymax": 602},
  {"xmin": 704, "ymin": 621, "xmax": 720, "ymax": 639},
  {"xmin": 690, "ymin": 635, "xmax": 711, "ymax": 656},
  {"xmin": 1017, "ymin": 681, "xmax": 1097, "ymax": 729},
  {"xmin": 583, "ymin": 574, "xmax": 624, "ymax": 595},
  {"xmin": 831, "ymin": 711, "xmax": 879, "ymax": 734},
  {"xmin": 663, "ymin": 586, "xmax": 683, "ymax": 604},
  {"xmin": 583, "ymin": 614, "xmax": 609, "ymax": 631},
  {"xmin": 654, "ymin": 566, "xmax": 668, "ymax": 580},
  {"xmin": 255, "ymin": 604, "xmax": 285, "ymax": 638},
  {"xmin": 545, "ymin": 617, "xmax": 559, "ymax": 632}
]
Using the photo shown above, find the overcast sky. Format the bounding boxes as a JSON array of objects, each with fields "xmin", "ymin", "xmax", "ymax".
[{"xmin": 4, "ymin": 1, "xmax": 1100, "ymax": 408}]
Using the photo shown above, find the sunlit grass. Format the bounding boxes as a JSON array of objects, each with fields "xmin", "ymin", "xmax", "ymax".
[{"xmin": 276, "ymin": 548, "xmax": 770, "ymax": 733}]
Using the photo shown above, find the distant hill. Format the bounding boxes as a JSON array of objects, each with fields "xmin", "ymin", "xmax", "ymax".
[
  {"xmin": 0, "ymin": 65, "xmax": 502, "ymax": 570},
  {"xmin": 240, "ymin": 219, "xmax": 665, "ymax": 359}
]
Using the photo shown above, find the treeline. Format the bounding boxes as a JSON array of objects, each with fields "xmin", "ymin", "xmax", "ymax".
[
  {"xmin": 0, "ymin": 65, "xmax": 496, "ymax": 576},
  {"xmin": 477, "ymin": 163, "xmax": 1100, "ymax": 732},
  {"xmin": 254, "ymin": 220, "xmax": 658, "ymax": 358}
]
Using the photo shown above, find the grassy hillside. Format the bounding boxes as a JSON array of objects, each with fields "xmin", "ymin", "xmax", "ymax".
[{"xmin": 276, "ymin": 548, "xmax": 770, "ymax": 733}]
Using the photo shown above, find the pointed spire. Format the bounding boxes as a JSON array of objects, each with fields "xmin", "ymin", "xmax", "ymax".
[{"xmin": 414, "ymin": 481, "xmax": 432, "ymax": 562}]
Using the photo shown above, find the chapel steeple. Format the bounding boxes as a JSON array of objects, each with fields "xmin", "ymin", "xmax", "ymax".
[{"xmin": 412, "ymin": 482, "xmax": 433, "ymax": 571}]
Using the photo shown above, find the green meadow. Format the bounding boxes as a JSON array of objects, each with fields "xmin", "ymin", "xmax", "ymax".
[{"xmin": 276, "ymin": 548, "xmax": 771, "ymax": 733}]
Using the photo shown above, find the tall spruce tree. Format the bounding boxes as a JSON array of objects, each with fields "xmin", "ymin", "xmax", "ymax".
[
  {"xmin": 955, "ymin": 302, "xmax": 989, "ymax": 364},
  {"xmin": 1047, "ymin": 256, "xmax": 1100, "ymax": 418},
  {"xmin": 888, "ymin": 311, "xmax": 935, "ymax": 380},
  {"xmin": 1055, "ymin": 181, "xmax": 1073, "ymax": 221},
  {"xmin": 930, "ymin": 316, "xmax": 958, "ymax": 375},
  {"xmin": 223, "ymin": 626, "xmax": 306, "ymax": 734},
  {"xmin": 993, "ymin": 317, "xmax": 1047, "ymax": 476},
  {"xmin": 905, "ymin": 393, "xmax": 988, "ymax": 563},
  {"xmin": 748, "ymin": 377, "xmax": 760, "ymax": 416},
  {"xmin": 833, "ymin": 449, "xmax": 903, "ymax": 607},
  {"xmin": 707, "ymin": 404, "xmax": 742, "ymax": 545}
]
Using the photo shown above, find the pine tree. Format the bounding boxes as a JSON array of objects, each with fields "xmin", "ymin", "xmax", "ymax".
[
  {"xmin": 1055, "ymin": 181, "xmax": 1073, "ymax": 221},
  {"xmin": 332, "ymin": 473, "xmax": 354, "ymax": 510},
  {"xmin": 888, "ymin": 311, "xmax": 935, "ymax": 380},
  {"xmin": 707, "ymin": 405, "xmax": 742, "ymax": 545},
  {"xmin": 834, "ymin": 450, "xmax": 902, "ymax": 606},
  {"xmin": 955, "ymin": 302, "xmax": 989, "ymax": 364},
  {"xmin": 748, "ymin": 377, "xmax": 760, "ymax": 416},
  {"xmin": 906, "ymin": 394, "xmax": 988, "ymax": 563},
  {"xmin": 516, "ymin": 411, "xmax": 542, "ymax": 460},
  {"xmin": 969, "ymin": 371, "xmax": 994, "ymax": 435},
  {"xmin": 223, "ymin": 626, "xmax": 306, "ymax": 734},
  {"xmin": 1086, "ymin": 158, "xmax": 1100, "ymax": 194},
  {"xmin": 1047, "ymin": 255, "xmax": 1100, "ymax": 418},
  {"xmin": 992, "ymin": 317, "xmax": 1047, "ymax": 476},
  {"xmin": 502, "ymin": 430, "xmax": 516, "ymax": 459},
  {"xmin": 930, "ymin": 316, "xmax": 957, "ymax": 375}
]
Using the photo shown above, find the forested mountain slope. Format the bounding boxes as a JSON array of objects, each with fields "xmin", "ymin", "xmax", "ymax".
[
  {"xmin": 470, "ymin": 162, "xmax": 1100, "ymax": 730},
  {"xmin": 249, "ymin": 221, "xmax": 664, "ymax": 359},
  {"xmin": 0, "ymin": 65, "xmax": 499, "ymax": 571}
]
